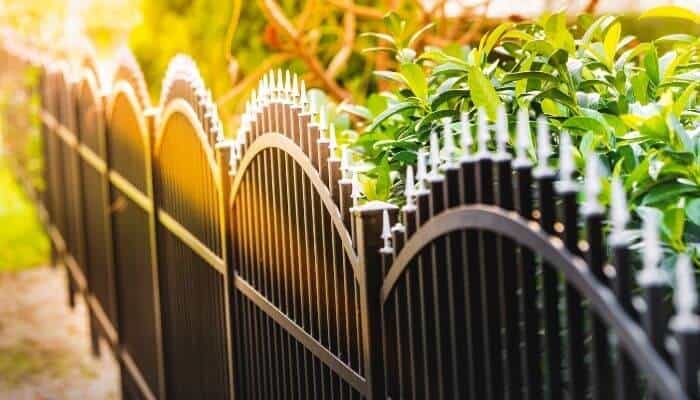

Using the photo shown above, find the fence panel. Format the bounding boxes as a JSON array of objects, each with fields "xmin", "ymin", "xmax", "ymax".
[
  {"xmin": 228, "ymin": 77, "xmax": 368, "ymax": 399},
  {"xmin": 76, "ymin": 67, "xmax": 119, "ymax": 337},
  {"xmin": 106, "ymin": 78, "xmax": 163, "ymax": 399},
  {"xmin": 153, "ymin": 79, "xmax": 232, "ymax": 399}
]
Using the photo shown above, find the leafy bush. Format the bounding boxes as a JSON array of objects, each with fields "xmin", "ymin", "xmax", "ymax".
[{"xmin": 347, "ymin": 8, "xmax": 700, "ymax": 266}]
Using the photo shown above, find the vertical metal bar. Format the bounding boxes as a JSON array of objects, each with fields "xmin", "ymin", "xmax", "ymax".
[
  {"xmin": 535, "ymin": 171, "xmax": 563, "ymax": 400},
  {"xmin": 494, "ymin": 155, "xmax": 521, "ymax": 399},
  {"xmin": 460, "ymin": 157, "xmax": 487, "ymax": 400},
  {"xmin": 402, "ymin": 204, "xmax": 421, "ymax": 400},
  {"xmin": 586, "ymin": 212, "xmax": 614, "ymax": 400},
  {"xmin": 611, "ymin": 241, "xmax": 639, "ymax": 400},
  {"xmin": 559, "ymin": 189, "xmax": 587, "ymax": 400},
  {"xmin": 513, "ymin": 162, "xmax": 542, "ymax": 400},
  {"xmin": 477, "ymin": 153, "xmax": 503, "ymax": 400},
  {"xmin": 355, "ymin": 202, "xmax": 397, "ymax": 400}
]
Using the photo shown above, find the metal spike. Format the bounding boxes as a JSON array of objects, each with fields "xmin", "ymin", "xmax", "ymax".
[
  {"xmin": 536, "ymin": 115, "xmax": 552, "ymax": 173},
  {"xmin": 405, "ymin": 165, "xmax": 415, "ymax": 208},
  {"xmin": 638, "ymin": 212, "xmax": 666, "ymax": 285},
  {"xmin": 477, "ymin": 108, "xmax": 490, "ymax": 157},
  {"xmin": 443, "ymin": 117, "xmax": 456, "ymax": 165},
  {"xmin": 460, "ymin": 112, "xmax": 473, "ymax": 160},
  {"xmin": 351, "ymin": 171, "xmax": 362, "ymax": 208},
  {"xmin": 416, "ymin": 149, "xmax": 427, "ymax": 191},
  {"xmin": 329, "ymin": 124, "xmax": 337, "ymax": 152},
  {"xmin": 559, "ymin": 130, "xmax": 575, "ymax": 188},
  {"xmin": 285, "ymin": 70, "xmax": 292, "ymax": 93},
  {"xmin": 300, "ymin": 81, "xmax": 308, "ymax": 107},
  {"xmin": 430, "ymin": 129, "xmax": 440, "ymax": 177},
  {"xmin": 514, "ymin": 108, "xmax": 531, "ymax": 167},
  {"xmin": 319, "ymin": 106, "xmax": 328, "ymax": 134},
  {"xmin": 495, "ymin": 105, "xmax": 508, "ymax": 156},
  {"xmin": 382, "ymin": 209, "xmax": 392, "ymax": 242},
  {"xmin": 674, "ymin": 254, "xmax": 697, "ymax": 322},
  {"xmin": 582, "ymin": 154, "xmax": 603, "ymax": 215},
  {"xmin": 341, "ymin": 147, "xmax": 351, "ymax": 179},
  {"xmin": 610, "ymin": 177, "xmax": 629, "ymax": 240},
  {"xmin": 292, "ymin": 74, "xmax": 300, "ymax": 102}
]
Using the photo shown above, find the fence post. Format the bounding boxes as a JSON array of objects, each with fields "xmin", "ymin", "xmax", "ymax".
[
  {"xmin": 215, "ymin": 138, "xmax": 239, "ymax": 399},
  {"xmin": 354, "ymin": 200, "xmax": 397, "ymax": 400},
  {"xmin": 144, "ymin": 106, "xmax": 167, "ymax": 400}
]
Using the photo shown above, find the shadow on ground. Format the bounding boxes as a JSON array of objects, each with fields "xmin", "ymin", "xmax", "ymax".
[{"xmin": 0, "ymin": 266, "xmax": 120, "ymax": 399}]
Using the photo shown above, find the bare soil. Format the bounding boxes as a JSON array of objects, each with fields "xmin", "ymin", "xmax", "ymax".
[{"xmin": 0, "ymin": 266, "xmax": 120, "ymax": 400}]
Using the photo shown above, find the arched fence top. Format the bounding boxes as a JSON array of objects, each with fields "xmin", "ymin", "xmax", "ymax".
[
  {"xmin": 381, "ymin": 204, "xmax": 687, "ymax": 400},
  {"xmin": 106, "ymin": 80, "xmax": 149, "ymax": 143},
  {"xmin": 229, "ymin": 132, "xmax": 359, "ymax": 277},
  {"xmin": 158, "ymin": 55, "xmax": 221, "ymax": 149},
  {"xmin": 154, "ymin": 97, "xmax": 221, "ymax": 193},
  {"xmin": 112, "ymin": 47, "xmax": 150, "ymax": 110}
]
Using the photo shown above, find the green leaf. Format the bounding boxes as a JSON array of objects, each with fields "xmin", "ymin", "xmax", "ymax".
[
  {"xmin": 416, "ymin": 109, "xmax": 460, "ymax": 132},
  {"xmin": 532, "ymin": 88, "xmax": 578, "ymax": 112},
  {"xmin": 360, "ymin": 32, "xmax": 396, "ymax": 45},
  {"xmin": 644, "ymin": 45, "xmax": 660, "ymax": 85},
  {"xmin": 544, "ymin": 12, "xmax": 575, "ymax": 53},
  {"xmin": 383, "ymin": 12, "xmax": 405, "ymax": 39},
  {"xmin": 407, "ymin": 23, "xmax": 435, "ymax": 49},
  {"xmin": 582, "ymin": 15, "xmax": 617, "ymax": 47},
  {"xmin": 430, "ymin": 89, "xmax": 470, "ymax": 109},
  {"xmin": 673, "ymin": 82, "xmax": 698, "ymax": 117},
  {"xmin": 373, "ymin": 70, "xmax": 407, "ymax": 85},
  {"xmin": 501, "ymin": 71, "xmax": 558, "ymax": 85},
  {"xmin": 479, "ymin": 22, "xmax": 514, "ymax": 63},
  {"xmin": 468, "ymin": 66, "xmax": 502, "ymax": 120},
  {"xmin": 687, "ymin": 198, "xmax": 700, "ymax": 226},
  {"xmin": 522, "ymin": 40, "xmax": 555, "ymax": 57},
  {"xmin": 399, "ymin": 63, "xmax": 428, "ymax": 102},
  {"xmin": 603, "ymin": 22, "xmax": 621, "ymax": 68},
  {"xmin": 662, "ymin": 199, "xmax": 687, "ymax": 251},
  {"xmin": 631, "ymin": 72, "xmax": 650, "ymax": 104},
  {"xmin": 366, "ymin": 101, "xmax": 421, "ymax": 132},
  {"xmin": 562, "ymin": 116, "xmax": 607, "ymax": 134},
  {"xmin": 639, "ymin": 5, "xmax": 700, "ymax": 24},
  {"xmin": 642, "ymin": 183, "xmax": 699, "ymax": 206}
]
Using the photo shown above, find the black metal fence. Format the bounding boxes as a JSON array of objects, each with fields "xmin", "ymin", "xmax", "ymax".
[{"xmin": 2, "ymin": 39, "xmax": 699, "ymax": 400}]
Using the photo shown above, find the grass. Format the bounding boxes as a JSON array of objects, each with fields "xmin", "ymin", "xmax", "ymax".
[{"xmin": 0, "ymin": 155, "xmax": 48, "ymax": 271}]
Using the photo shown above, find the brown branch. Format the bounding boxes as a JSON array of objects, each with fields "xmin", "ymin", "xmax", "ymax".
[
  {"xmin": 327, "ymin": 3, "xmax": 356, "ymax": 79},
  {"xmin": 327, "ymin": 0, "xmax": 385, "ymax": 19},
  {"xmin": 258, "ymin": 0, "xmax": 350, "ymax": 100}
]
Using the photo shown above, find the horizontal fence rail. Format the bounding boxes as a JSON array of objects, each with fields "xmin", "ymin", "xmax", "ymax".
[{"xmin": 2, "ymin": 37, "xmax": 699, "ymax": 400}]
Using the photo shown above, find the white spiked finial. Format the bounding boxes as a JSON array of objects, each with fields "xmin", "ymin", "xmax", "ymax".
[
  {"xmin": 381, "ymin": 209, "xmax": 392, "ymax": 251},
  {"xmin": 429, "ymin": 130, "xmax": 441, "ymax": 178},
  {"xmin": 285, "ymin": 70, "xmax": 292, "ymax": 96},
  {"xmin": 416, "ymin": 149, "xmax": 428, "ymax": 191},
  {"xmin": 460, "ymin": 112, "xmax": 473, "ymax": 160},
  {"xmin": 267, "ymin": 71, "xmax": 275, "ymax": 100},
  {"xmin": 299, "ymin": 82, "xmax": 308, "ymax": 109},
  {"xmin": 672, "ymin": 254, "xmax": 699, "ymax": 330},
  {"xmin": 329, "ymin": 124, "xmax": 337, "ymax": 153},
  {"xmin": 495, "ymin": 105, "xmax": 509, "ymax": 157},
  {"xmin": 559, "ymin": 131, "xmax": 576, "ymax": 191},
  {"xmin": 404, "ymin": 165, "xmax": 415, "ymax": 208},
  {"xmin": 514, "ymin": 108, "xmax": 531, "ymax": 166},
  {"xmin": 638, "ymin": 212, "xmax": 667, "ymax": 286},
  {"xmin": 477, "ymin": 108, "xmax": 490, "ymax": 157},
  {"xmin": 535, "ymin": 115, "xmax": 552, "ymax": 175},
  {"xmin": 319, "ymin": 106, "xmax": 328, "ymax": 134},
  {"xmin": 341, "ymin": 147, "xmax": 351, "ymax": 179},
  {"xmin": 351, "ymin": 171, "xmax": 362, "ymax": 208},
  {"xmin": 292, "ymin": 74, "xmax": 299, "ymax": 101},
  {"xmin": 582, "ymin": 154, "xmax": 603, "ymax": 215},
  {"xmin": 277, "ymin": 69, "xmax": 284, "ymax": 99},
  {"xmin": 610, "ymin": 177, "xmax": 629, "ymax": 244},
  {"xmin": 309, "ymin": 91, "xmax": 318, "ymax": 117},
  {"xmin": 443, "ymin": 118, "xmax": 456, "ymax": 165}
]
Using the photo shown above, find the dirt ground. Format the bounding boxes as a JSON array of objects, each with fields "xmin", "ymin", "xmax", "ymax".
[{"xmin": 0, "ymin": 266, "xmax": 120, "ymax": 400}]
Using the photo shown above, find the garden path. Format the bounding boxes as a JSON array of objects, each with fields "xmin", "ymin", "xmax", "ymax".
[{"xmin": 0, "ymin": 266, "xmax": 119, "ymax": 400}]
